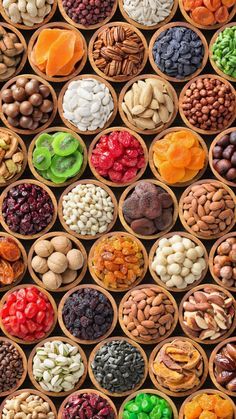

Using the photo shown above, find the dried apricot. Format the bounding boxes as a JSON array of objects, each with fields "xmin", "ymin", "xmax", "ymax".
[
  {"xmin": 214, "ymin": 5, "xmax": 229, "ymax": 22},
  {"xmin": 191, "ymin": 6, "xmax": 216, "ymax": 25},
  {"xmin": 187, "ymin": 147, "xmax": 205, "ymax": 170},
  {"xmin": 167, "ymin": 144, "xmax": 192, "ymax": 168},
  {"xmin": 0, "ymin": 259, "xmax": 14, "ymax": 285},
  {"xmin": 199, "ymin": 412, "xmax": 217, "ymax": 419},
  {"xmin": 203, "ymin": 0, "xmax": 221, "ymax": 11},
  {"xmin": 0, "ymin": 239, "xmax": 21, "ymax": 262},
  {"xmin": 159, "ymin": 161, "xmax": 185, "ymax": 184},
  {"xmin": 171, "ymin": 130, "xmax": 196, "ymax": 148},
  {"xmin": 184, "ymin": 400, "xmax": 203, "ymax": 419},
  {"xmin": 214, "ymin": 399, "xmax": 234, "ymax": 418}
]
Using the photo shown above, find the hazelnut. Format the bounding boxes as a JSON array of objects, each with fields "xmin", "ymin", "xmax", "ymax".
[{"xmin": 220, "ymin": 266, "xmax": 233, "ymax": 280}]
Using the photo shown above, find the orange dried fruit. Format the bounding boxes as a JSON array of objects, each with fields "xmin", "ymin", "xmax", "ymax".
[
  {"xmin": 187, "ymin": 147, "xmax": 205, "ymax": 170},
  {"xmin": 153, "ymin": 152, "xmax": 165, "ymax": 169},
  {"xmin": 0, "ymin": 239, "xmax": 21, "ymax": 262},
  {"xmin": 199, "ymin": 411, "xmax": 217, "ymax": 419},
  {"xmin": 46, "ymin": 31, "xmax": 76, "ymax": 77},
  {"xmin": 203, "ymin": 0, "xmax": 221, "ymax": 11},
  {"xmin": 191, "ymin": 6, "xmax": 216, "ymax": 25},
  {"xmin": 198, "ymin": 395, "xmax": 216, "ymax": 411},
  {"xmin": 222, "ymin": 0, "xmax": 235, "ymax": 7},
  {"xmin": 214, "ymin": 5, "xmax": 229, "ymax": 21},
  {"xmin": 0, "ymin": 259, "xmax": 14, "ymax": 285},
  {"xmin": 180, "ymin": 168, "xmax": 199, "ymax": 182},
  {"xmin": 34, "ymin": 29, "xmax": 62, "ymax": 65},
  {"xmin": 214, "ymin": 399, "xmax": 234, "ymax": 418},
  {"xmin": 167, "ymin": 143, "xmax": 192, "ymax": 168},
  {"xmin": 159, "ymin": 161, "xmax": 185, "ymax": 184},
  {"xmin": 171, "ymin": 130, "xmax": 196, "ymax": 148},
  {"xmin": 153, "ymin": 139, "xmax": 170, "ymax": 158},
  {"xmin": 184, "ymin": 400, "xmax": 203, "ymax": 419},
  {"xmin": 183, "ymin": 0, "xmax": 195, "ymax": 10}
]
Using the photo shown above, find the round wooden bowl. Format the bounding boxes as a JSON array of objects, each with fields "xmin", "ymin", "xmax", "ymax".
[
  {"xmin": 209, "ymin": 127, "xmax": 236, "ymax": 188},
  {"xmin": 149, "ymin": 22, "xmax": 208, "ymax": 83},
  {"xmin": 149, "ymin": 127, "xmax": 208, "ymax": 187},
  {"xmin": 0, "ymin": 337, "xmax": 27, "ymax": 397},
  {"xmin": 179, "ymin": 283, "xmax": 236, "ymax": 345},
  {"xmin": 179, "ymin": 0, "xmax": 236, "ymax": 30},
  {"xmin": 0, "ymin": 389, "xmax": 57, "ymax": 418},
  {"xmin": 0, "ymin": 23, "xmax": 27, "ymax": 80},
  {"xmin": 149, "ymin": 336, "xmax": 208, "ymax": 398},
  {"xmin": 58, "ymin": 179, "xmax": 117, "ymax": 240},
  {"xmin": 58, "ymin": 284, "xmax": 118, "ymax": 345},
  {"xmin": 179, "ymin": 74, "xmax": 236, "ymax": 135},
  {"xmin": 88, "ymin": 231, "xmax": 148, "ymax": 292},
  {"xmin": 209, "ymin": 337, "xmax": 236, "ymax": 398},
  {"xmin": 58, "ymin": 388, "xmax": 117, "ymax": 419},
  {"xmin": 209, "ymin": 23, "xmax": 236, "ymax": 83},
  {"xmin": 88, "ymin": 127, "xmax": 148, "ymax": 188},
  {"xmin": 0, "ymin": 0, "xmax": 58, "ymax": 30},
  {"xmin": 0, "ymin": 128, "xmax": 27, "ymax": 187},
  {"xmin": 118, "ymin": 0, "xmax": 178, "ymax": 30},
  {"xmin": 28, "ymin": 231, "xmax": 87, "ymax": 292},
  {"xmin": 0, "ymin": 284, "xmax": 57, "ymax": 345},
  {"xmin": 88, "ymin": 336, "xmax": 148, "ymax": 397},
  {"xmin": 58, "ymin": 0, "xmax": 117, "ymax": 30},
  {"xmin": 149, "ymin": 231, "xmax": 208, "ymax": 292},
  {"xmin": 0, "ymin": 232, "xmax": 27, "ymax": 292},
  {"xmin": 88, "ymin": 21, "xmax": 148, "ymax": 83},
  {"xmin": 28, "ymin": 336, "xmax": 87, "ymax": 397},
  {"xmin": 179, "ymin": 178, "xmax": 236, "ymax": 240},
  {"xmin": 58, "ymin": 74, "xmax": 117, "ymax": 135},
  {"xmin": 119, "ymin": 179, "xmax": 178, "ymax": 240},
  {"xmin": 119, "ymin": 388, "xmax": 178, "ymax": 419},
  {"xmin": 0, "ymin": 74, "xmax": 57, "ymax": 135},
  {"xmin": 179, "ymin": 389, "xmax": 236, "ymax": 419},
  {"xmin": 209, "ymin": 232, "xmax": 236, "ymax": 293},
  {"xmin": 0, "ymin": 179, "xmax": 57, "ymax": 240},
  {"xmin": 119, "ymin": 284, "xmax": 178, "ymax": 344},
  {"xmin": 119, "ymin": 74, "xmax": 178, "ymax": 135},
  {"xmin": 28, "ymin": 22, "xmax": 87, "ymax": 83},
  {"xmin": 28, "ymin": 126, "xmax": 87, "ymax": 188}
]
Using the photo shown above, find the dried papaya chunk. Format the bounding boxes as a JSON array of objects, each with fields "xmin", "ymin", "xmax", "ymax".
[
  {"xmin": 0, "ymin": 239, "xmax": 21, "ymax": 262},
  {"xmin": 46, "ymin": 31, "xmax": 76, "ymax": 77},
  {"xmin": 34, "ymin": 29, "xmax": 62, "ymax": 65},
  {"xmin": 0, "ymin": 259, "xmax": 14, "ymax": 285},
  {"xmin": 159, "ymin": 161, "xmax": 185, "ymax": 184},
  {"xmin": 214, "ymin": 5, "xmax": 229, "ymax": 22},
  {"xmin": 171, "ymin": 130, "xmax": 196, "ymax": 148},
  {"xmin": 56, "ymin": 33, "xmax": 84, "ymax": 76},
  {"xmin": 167, "ymin": 143, "xmax": 192, "ymax": 168},
  {"xmin": 187, "ymin": 147, "xmax": 205, "ymax": 170},
  {"xmin": 191, "ymin": 6, "xmax": 216, "ymax": 25},
  {"xmin": 12, "ymin": 260, "xmax": 25, "ymax": 280},
  {"xmin": 203, "ymin": 0, "xmax": 221, "ymax": 11}
]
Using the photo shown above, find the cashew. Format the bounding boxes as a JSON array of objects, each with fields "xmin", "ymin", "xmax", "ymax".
[
  {"xmin": 2, "ymin": 0, "xmax": 15, "ymax": 7},
  {"xmin": 5, "ymin": 137, "xmax": 18, "ymax": 158},
  {"xmin": 15, "ymin": 413, "xmax": 27, "ymax": 419}
]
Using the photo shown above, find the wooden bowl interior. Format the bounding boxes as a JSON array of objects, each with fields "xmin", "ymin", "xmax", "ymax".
[{"xmin": 0, "ymin": 23, "xmax": 27, "ymax": 80}]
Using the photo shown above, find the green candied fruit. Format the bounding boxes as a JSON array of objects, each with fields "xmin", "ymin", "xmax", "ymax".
[
  {"xmin": 212, "ymin": 26, "xmax": 236, "ymax": 78},
  {"xmin": 135, "ymin": 394, "xmax": 148, "ymax": 404},
  {"xmin": 138, "ymin": 413, "xmax": 149, "ymax": 419},
  {"xmin": 123, "ymin": 394, "xmax": 173, "ymax": 419},
  {"xmin": 141, "ymin": 399, "xmax": 153, "ymax": 413},
  {"xmin": 150, "ymin": 405, "xmax": 163, "ymax": 419},
  {"xmin": 127, "ymin": 403, "xmax": 142, "ymax": 414},
  {"xmin": 35, "ymin": 133, "xmax": 54, "ymax": 156}
]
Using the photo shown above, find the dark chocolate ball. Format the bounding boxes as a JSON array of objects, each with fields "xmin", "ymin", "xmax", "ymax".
[
  {"xmin": 226, "ymin": 168, "xmax": 236, "ymax": 181},
  {"xmin": 29, "ymin": 93, "xmax": 43, "ymax": 107},
  {"xmin": 25, "ymin": 80, "xmax": 39, "ymax": 96},
  {"xmin": 20, "ymin": 101, "xmax": 33, "ymax": 116}
]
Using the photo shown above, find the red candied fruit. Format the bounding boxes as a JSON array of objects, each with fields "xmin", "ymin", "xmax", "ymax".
[
  {"xmin": 91, "ymin": 130, "xmax": 145, "ymax": 184},
  {"xmin": 0, "ymin": 286, "xmax": 54, "ymax": 342}
]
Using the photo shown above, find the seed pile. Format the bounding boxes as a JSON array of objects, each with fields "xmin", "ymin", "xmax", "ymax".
[
  {"xmin": 152, "ymin": 27, "xmax": 204, "ymax": 79},
  {"xmin": 33, "ymin": 340, "xmax": 84, "ymax": 393},
  {"xmin": 62, "ymin": 183, "xmax": 114, "ymax": 236},
  {"xmin": 3, "ymin": 0, "xmax": 54, "ymax": 27},
  {"xmin": 212, "ymin": 26, "xmax": 236, "ymax": 79},
  {"xmin": 0, "ymin": 340, "xmax": 24, "ymax": 393},
  {"xmin": 62, "ymin": 78, "xmax": 114, "ymax": 132},
  {"xmin": 123, "ymin": 181, "xmax": 174, "ymax": 236},
  {"xmin": 0, "ymin": 129, "xmax": 24, "ymax": 184},
  {"xmin": 123, "ymin": 0, "xmax": 174, "ymax": 26},
  {"xmin": 92, "ymin": 25, "xmax": 145, "ymax": 80},
  {"xmin": 62, "ymin": 0, "xmax": 115, "ymax": 26},
  {"xmin": 0, "ymin": 26, "xmax": 25, "ymax": 81},
  {"xmin": 62, "ymin": 393, "xmax": 116, "ymax": 418},
  {"xmin": 212, "ymin": 130, "xmax": 236, "ymax": 183},
  {"xmin": 2, "ymin": 392, "xmax": 56, "ymax": 418},
  {"xmin": 122, "ymin": 78, "xmax": 174, "ymax": 131},
  {"xmin": 62, "ymin": 288, "xmax": 114, "ymax": 341},
  {"xmin": 182, "ymin": 286, "xmax": 235, "ymax": 341},
  {"xmin": 152, "ymin": 339, "xmax": 204, "ymax": 392},
  {"xmin": 91, "ymin": 340, "xmax": 145, "ymax": 393},
  {"xmin": 0, "ymin": 236, "xmax": 24, "ymax": 287},
  {"xmin": 123, "ymin": 393, "xmax": 173, "ymax": 419},
  {"xmin": 212, "ymin": 236, "xmax": 236, "ymax": 289},
  {"xmin": 122, "ymin": 286, "xmax": 176, "ymax": 342},
  {"xmin": 214, "ymin": 343, "xmax": 236, "ymax": 392}
]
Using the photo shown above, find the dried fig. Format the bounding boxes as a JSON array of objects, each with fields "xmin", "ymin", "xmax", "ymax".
[
  {"xmin": 135, "ymin": 181, "xmax": 157, "ymax": 197},
  {"xmin": 122, "ymin": 195, "xmax": 143, "ymax": 219},
  {"xmin": 155, "ymin": 208, "xmax": 173, "ymax": 231},
  {"xmin": 139, "ymin": 191, "xmax": 162, "ymax": 219},
  {"xmin": 159, "ymin": 192, "xmax": 173, "ymax": 209},
  {"xmin": 130, "ymin": 218, "xmax": 156, "ymax": 236}
]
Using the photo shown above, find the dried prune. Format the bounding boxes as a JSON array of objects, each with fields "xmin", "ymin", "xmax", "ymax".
[
  {"xmin": 131, "ymin": 218, "xmax": 156, "ymax": 235},
  {"xmin": 159, "ymin": 192, "xmax": 173, "ymax": 209}
]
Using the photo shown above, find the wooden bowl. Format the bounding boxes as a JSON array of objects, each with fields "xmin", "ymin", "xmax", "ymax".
[
  {"xmin": 179, "ymin": 389, "xmax": 236, "ymax": 419},
  {"xmin": 0, "ymin": 74, "xmax": 57, "ymax": 135},
  {"xmin": 58, "ymin": 284, "xmax": 118, "ymax": 345},
  {"xmin": 118, "ymin": 0, "xmax": 178, "ymax": 30},
  {"xmin": 88, "ymin": 127, "xmax": 148, "ymax": 188},
  {"xmin": 58, "ymin": 0, "xmax": 117, "ymax": 30},
  {"xmin": 209, "ymin": 232, "xmax": 236, "ymax": 293},
  {"xmin": 58, "ymin": 74, "xmax": 117, "ymax": 135},
  {"xmin": 0, "ymin": 389, "xmax": 57, "ymax": 417},
  {"xmin": 28, "ymin": 336, "xmax": 87, "ymax": 397},
  {"xmin": 0, "ymin": 179, "xmax": 57, "ymax": 240},
  {"xmin": 88, "ymin": 336, "xmax": 148, "ymax": 397},
  {"xmin": 28, "ymin": 126, "xmax": 87, "ymax": 188},
  {"xmin": 0, "ymin": 284, "xmax": 57, "ymax": 345},
  {"xmin": 119, "ymin": 388, "xmax": 178, "ymax": 419},
  {"xmin": 179, "ymin": 74, "xmax": 236, "ymax": 135},
  {"xmin": 209, "ymin": 127, "xmax": 236, "ymax": 188},
  {"xmin": 179, "ymin": 0, "xmax": 236, "ymax": 30},
  {"xmin": 0, "ymin": 128, "xmax": 27, "ymax": 188},
  {"xmin": 149, "ymin": 22, "xmax": 208, "ymax": 83},
  {"xmin": 179, "ymin": 283, "xmax": 236, "ymax": 345},
  {"xmin": 149, "ymin": 231, "xmax": 208, "ymax": 292},
  {"xmin": 58, "ymin": 388, "xmax": 117, "ymax": 419},
  {"xmin": 149, "ymin": 336, "xmax": 208, "ymax": 398},
  {"xmin": 88, "ymin": 231, "xmax": 148, "ymax": 292},
  {"xmin": 0, "ymin": 232, "xmax": 27, "ymax": 292},
  {"xmin": 0, "ymin": 337, "xmax": 27, "ymax": 397},
  {"xmin": 88, "ymin": 21, "xmax": 148, "ymax": 82},
  {"xmin": 0, "ymin": 23, "xmax": 27, "ymax": 80},
  {"xmin": 119, "ymin": 74, "xmax": 178, "ymax": 135},
  {"xmin": 179, "ymin": 178, "xmax": 236, "ymax": 240},
  {"xmin": 149, "ymin": 127, "xmax": 208, "ymax": 187},
  {"xmin": 28, "ymin": 22, "xmax": 87, "ymax": 83},
  {"xmin": 119, "ymin": 284, "xmax": 178, "ymax": 344},
  {"xmin": 58, "ymin": 179, "xmax": 117, "ymax": 240},
  {"xmin": 209, "ymin": 23, "xmax": 236, "ymax": 83},
  {"xmin": 119, "ymin": 179, "xmax": 178, "ymax": 240},
  {"xmin": 0, "ymin": 0, "xmax": 57, "ymax": 30},
  {"xmin": 28, "ymin": 231, "xmax": 87, "ymax": 292},
  {"xmin": 209, "ymin": 337, "xmax": 236, "ymax": 397}
]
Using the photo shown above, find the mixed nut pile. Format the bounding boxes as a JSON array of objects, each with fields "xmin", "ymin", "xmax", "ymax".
[
  {"xmin": 0, "ymin": 26, "xmax": 25, "ymax": 80},
  {"xmin": 2, "ymin": 392, "xmax": 56, "ymax": 418},
  {"xmin": 3, "ymin": 0, "xmax": 54, "ymax": 27},
  {"xmin": 0, "ymin": 129, "xmax": 24, "ymax": 184}
]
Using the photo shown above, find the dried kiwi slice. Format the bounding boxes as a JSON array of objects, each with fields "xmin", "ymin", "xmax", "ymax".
[
  {"xmin": 38, "ymin": 170, "xmax": 51, "ymax": 180},
  {"xmin": 33, "ymin": 147, "xmax": 51, "ymax": 171},
  {"xmin": 35, "ymin": 133, "xmax": 54, "ymax": 156},
  {"xmin": 51, "ymin": 151, "xmax": 83, "ymax": 179},
  {"xmin": 46, "ymin": 167, "xmax": 67, "ymax": 184},
  {"xmin": 52, "ymin": 133, "xmax": 79, "ymax": 156}
]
